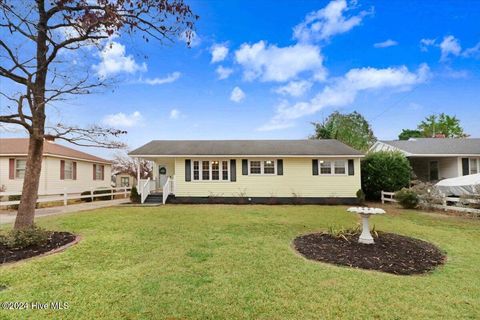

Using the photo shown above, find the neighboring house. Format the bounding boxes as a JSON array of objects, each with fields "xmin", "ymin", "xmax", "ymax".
[
  {"xmin": 128, "ymin": 140, "xmax": 363, "ymax": 204},
  {"xmin": 113, "ymin": 172, "xmax": 137, "ymax": 188},
  {"xmin": 370, "ymin": 138, "xmax": 480, "ymax": 182},
  {"xmin": 0, "ymin": 138, "xmax": 112, "ymax": 194}
]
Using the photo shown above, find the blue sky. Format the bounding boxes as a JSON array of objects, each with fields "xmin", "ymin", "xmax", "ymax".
[{"xmin": 2, "ymin": 0, "xmax": 480, "ymax": 158}]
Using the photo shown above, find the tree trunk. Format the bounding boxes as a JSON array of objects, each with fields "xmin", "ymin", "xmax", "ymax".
[{"xmin": 14, "ymin": 135, "xmax": 44, "ymax": 229}]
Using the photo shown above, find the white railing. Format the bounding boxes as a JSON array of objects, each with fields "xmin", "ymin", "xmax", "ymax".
[
  {"xmin": 162, "ymin": 177, "xmax": 173, "ymax": 204},
  {"xmin": 381, "ymin": 191, "xmax": 397, "ymax": 204},
  {"xmin": 140, "ymin": 178, "xmax": 151, "ymax": 204},
  {"xmin": 381, "ymin": 190, "xmax": 480, "ymax": 215},
  {"xmin": 0, "ymin": 187, "xmax": 131, "ymax": 207}
]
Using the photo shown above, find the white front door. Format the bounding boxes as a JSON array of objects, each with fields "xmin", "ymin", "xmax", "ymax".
[{"xmin": 159, "ymin": 165, "xmax": 168, "ymax": 188}]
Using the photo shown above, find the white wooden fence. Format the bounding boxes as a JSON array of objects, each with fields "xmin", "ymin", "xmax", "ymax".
[
  {"xmin": 381, "ymin": 190, "xmax": 480, "ymax": 215},
  {"xmin": 0, "ymin": 187, "xmax": 131, "ymax": 207}
]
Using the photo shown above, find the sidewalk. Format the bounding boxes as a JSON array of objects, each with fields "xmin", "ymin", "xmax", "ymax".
[{"xmin": 0, "ymin": 199, "xmax": 129, "ymax": 225}]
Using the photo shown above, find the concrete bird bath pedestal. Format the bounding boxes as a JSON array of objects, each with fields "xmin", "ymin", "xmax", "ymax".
[{"xmin": 347, "ymin": 207, "xmax": 385, "ymax": 244}]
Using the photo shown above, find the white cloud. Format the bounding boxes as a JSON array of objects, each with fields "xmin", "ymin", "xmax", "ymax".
[
  {"xmin": 275, "ymin": 80, "xmax": 313, "ymax": 97},
  {"xmin": 419, "ymin": 38, "xmax": 436, "ymax": 52},
  {"xmin": 374, "ymin": 39, "xmax": 398, "ymax": 48},
  {"xmin": 211, "ymin": 44, "xmax": 229, "ymax": 63},
  {"xmin": 169, "ymin": 109, "xmax": 181, "ymax": 119},
  {"xmin": 235, "ymin": 41, "xmax": 326, "ymax": 82},
  {"xmin": 259, "ymin": 64, "xmax": 430, "ymax": 131},
  {"xmin": 94, "ymin": 41, "xmax": 146, "ymax": 79},
  {"xmin": 439, "ymin": 35, "xmax": 461, "ymax": 61},
  {"xmin": 462, "ymin": 42, "xmax": 480, "ymax": 59},
  {"xmin": 103, "ymin": 111, "xmax": 143, "ymax": 127},
  {"xmin": 139, "ymin": 72, "xmax": 181, "ymax": 85},
  {"xmin": 293, "ymin": 0, "xmax": 372, "ymax": 43},
  {"xmin": 216, "ymin": 66, "xmax": 234, "ymax": 80},
  {"xmin": 230, "ymin": 86, "xmax": 246, "ymax": 103}
]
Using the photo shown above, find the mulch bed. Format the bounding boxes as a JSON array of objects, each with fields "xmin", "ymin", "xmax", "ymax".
[
  {"xmin": 293, "ymin": 232, "xmax": 446, "ymax": 275},
  {"xmin": 0, "ymin": 232, "xmax": 76, "ymax": 265}
]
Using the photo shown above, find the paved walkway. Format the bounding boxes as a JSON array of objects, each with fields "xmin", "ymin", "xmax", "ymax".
[{"xmin": 0, "ymin": 199, "xmax": 129, "ymax": 225}]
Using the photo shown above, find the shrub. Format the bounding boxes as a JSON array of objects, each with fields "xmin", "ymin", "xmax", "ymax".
[
  {"xmin": 0, "ymin": 225, "xmax": 51, "ymax": 250},
  {"xmin": 93, "ymin": 188, "xmax": 112, "ymax": 201},
  {"xmin": 395, "ymin": 188, "xmax": 420, "ymax": 209},
  {"xmin": 130, "ymin": 186, "xmax": 140, "ymax": 203},
  {"xmin": 411, "ymin": 181, "xmax": 444, "ymax": 210},
  {"xmin": 356, "ymin": 189, "xmax": 366, "ymax": 205},
  {"xmin": 80, "ymin": 191, "xmax": 92, "ymax": 202},
  {"xmin": 361, "ymin": 151, "xmax": 412, "ymax": 200},
  {"xmin": 326, "ymin": 225, "xmax": 360, "ymax": 241}
]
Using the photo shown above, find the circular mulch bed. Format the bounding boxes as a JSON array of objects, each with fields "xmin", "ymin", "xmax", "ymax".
[
  {"xmin": 1, "ymin": 232, "xmax": 76, "ymax": 265},
  {"xmin": 293, "ymin": 232, "xmax": 446, "ymax": 275}
]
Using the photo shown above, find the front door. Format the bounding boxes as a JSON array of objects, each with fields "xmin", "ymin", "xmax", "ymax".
[{"xmin": 158, "ymin": 166, "xmax": 167, "ymax": 189}]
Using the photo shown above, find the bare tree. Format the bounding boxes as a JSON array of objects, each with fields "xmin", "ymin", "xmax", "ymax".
[
  {"xmin": 112, "ymin": 152, "xmax": 152, "ymax": 180},
  {"xmin": 0, "ymin": 0, "xmax": 197, "ymax": 229}
]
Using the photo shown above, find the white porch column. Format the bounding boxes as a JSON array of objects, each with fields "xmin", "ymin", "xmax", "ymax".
[{"xmin": 136, "ymin": 157, "xmax": 141, "ymax": 190}]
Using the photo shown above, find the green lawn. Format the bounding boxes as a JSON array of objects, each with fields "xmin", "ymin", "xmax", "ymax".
[{"xmin": 1, "ymin": 205, "xmax": 479, "ymax": 319}]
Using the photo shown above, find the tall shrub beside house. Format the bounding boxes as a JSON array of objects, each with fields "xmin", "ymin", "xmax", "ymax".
[{"xmin": 361, "ymin": 151, "xmax": 412, "ymax": 200}]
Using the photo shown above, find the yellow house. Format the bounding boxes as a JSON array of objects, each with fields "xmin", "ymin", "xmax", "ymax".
[{"xmin": 129, "ymin": 140, "xmax": 364, "ymax": 204}]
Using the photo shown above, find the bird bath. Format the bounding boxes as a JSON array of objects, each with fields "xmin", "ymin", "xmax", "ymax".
[{"xmin": 347, "ymin": 207, "xmax": 385, "ymax": 244}]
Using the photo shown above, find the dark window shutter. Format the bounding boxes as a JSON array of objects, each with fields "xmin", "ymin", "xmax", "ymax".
[
  {"xmin": 277, "ymin": 159, "xmax": 283, "ymax": 175},
  {"xmin": 101, "ymin": 165, "xmax": 105, "ymax": 180},
  {"xmin": 312, "ymin": 159, "xmax": 319, "ymax": 175},
  {"xmin": 185, "ymin": 159, "xmax": 191, "ymax": 181},
  {"xmin": 242, "ymin": 159, "xmax": 248, "ymax": 175},
  {"xmin": 9, "ymin": 158, "xmax": 15, "ymax": 179},
  {"xmin": 93, "ymin": 164, "xmax": 96, "ymax": 180},
  {"xmin": 348, "ymin": 159, "xmax": 355, "ymax": 176},
  {"xmin": 73, "ymin": 162, "xmax": 77, "ymax": 180},
  {"xmin": 230, "ymin": 159, "xmax": 236, "ymax": 181},
  {"xmin": 462, "ymin": 158, "xmax": 470, "ymax": 176},
  {"xmin": 60, "ymin": 160, "xmax": 65, "ymax": 180}
]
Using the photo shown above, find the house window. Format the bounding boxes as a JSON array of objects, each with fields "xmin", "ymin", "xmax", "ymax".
[
  {"xmin": 192, "ymin": 160, "xmax": 230, "ymax": 181},
  {"xmin": 470, "ymin": 158, "xmax": 479, "ymax": 175},
  {"xmin": 193, "ymin": 161, "xmax": 200, "ymax": 180},
  {"xmin": 15, "ymin": 159, "xmax": 26, "ymax": 179},
  {"xmin": 249, "ymin": 160, "xmax": 276, "ymax": 175},
  {"xmin": 64, "ymin": 160, "xmax": 74, "ymax": 179},
  {"xmin": 222, "ymin": 161, "xmax": 229, "ymax": 180},
  {"xmin": 96, "ymin": 164, "xmax": 104, "ymax": 180},
  {"xmin": 334, "ymin": 160, "xmax": 346, "ymax": 175},
  {"xmin": 317, "ymin": 159, "xmax": 347, "ymax": 175},
  {"xmin": 320, "ymin": 160, "xmax": 332, "ymax": 175},
  {"xmin": 202, "ymin": 161, "xmax": 210, "ymax": 180},
  {"xmin": 429, "ymin": 161, "xmax": 439, "ymax": 181},
  {"xmin": 263, "ymin": 160, "xmax": 275, "ymax": 174},
  {"xmin": 212, "ymin": 161, "xmax": 220, "ymax": 180},
  {"xmin": 249, "ymin": 161, "xmax": 261, "ymax": 174},
  {"xmin": 120, "ymin": 177, "xmax": 130, "ymax": 187}
]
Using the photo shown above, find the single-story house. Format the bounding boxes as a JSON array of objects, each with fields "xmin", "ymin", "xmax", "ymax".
[
  {"xmin": 113, "ymin": 172, "xmax": 137, "ymax": 188},
  {"xmin": 128, "ymin": 139, "xmax": 364, "ymax": 204},
  {"xmin": 370, "ymin": 138, "xmax": 480, "ymax": 182},
  {"xmin": 0, "ymin": 138, "xmax": 112, "ymax": 195}
]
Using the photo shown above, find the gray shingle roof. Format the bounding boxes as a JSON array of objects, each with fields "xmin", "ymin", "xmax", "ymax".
[
  {"xmin": 380, "ymin": 138, "xmax": 480, "ymax": 155},
  {"xmin": 129, "ymin": 140, "xmax": 363, "ymax": 156}
]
